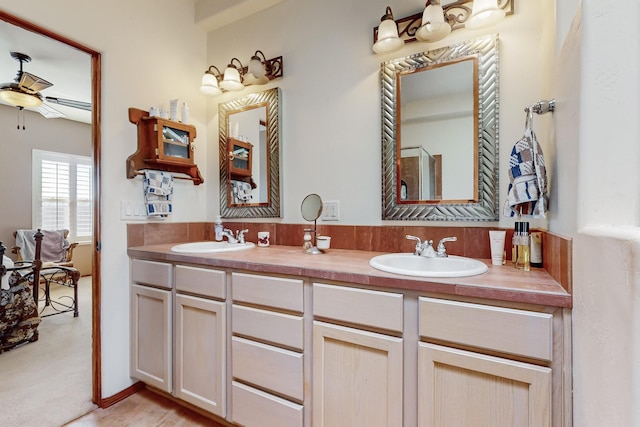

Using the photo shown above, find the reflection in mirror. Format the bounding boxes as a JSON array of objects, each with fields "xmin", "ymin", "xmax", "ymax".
[
  {"xmin": 400, "ymin": 59, "xmax": 474, "ymax": 201},
  {"xmin": 381, "ymin": 34, "xmax": 499, "ymax": 221},
  {"xmin": 219, "ymin": 88, "xmax": 281, "ymax": 218}
]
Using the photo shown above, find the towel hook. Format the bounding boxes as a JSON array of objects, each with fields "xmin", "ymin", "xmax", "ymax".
[{"xmin": 525, "ymin": 99, "xmax": 556, "ymax": 115}]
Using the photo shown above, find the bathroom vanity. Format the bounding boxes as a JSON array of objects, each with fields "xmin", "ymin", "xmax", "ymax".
[{"xmin": 128, "ymin": 244, "xmax": 571, "ymax": 427}]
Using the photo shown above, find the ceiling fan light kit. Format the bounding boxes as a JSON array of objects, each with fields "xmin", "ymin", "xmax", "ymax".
[{"xmin": 0, "ymin": 51, "xmax": 91, "ymax": 121}]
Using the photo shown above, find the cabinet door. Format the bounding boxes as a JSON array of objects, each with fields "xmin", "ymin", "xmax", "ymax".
[
  {"xmin": 174, "ymin": 294, "xmax": 226, "ymax": 417},
  {"xmin": 313, "ymin": 321, "xmax": 403, "ymax": 427},
  {"xmin": 130, "ymin": 284, "xmax": 172, "ymax": 393},
  {"xmin": 418, "ymin": 343, "xmax": 551, "ymax": 427}
]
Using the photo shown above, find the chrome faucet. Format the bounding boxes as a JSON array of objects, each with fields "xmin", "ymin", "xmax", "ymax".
[
  {"xmin": 405, "ymin": 235, "xmax": 436, "ymax": 257},
  {"xmin": 221, "ymin": 228, "xmax": 249, "ymax": 244},
  {"xmin": 436, "ymin": 237, "xmax": 457, "ymax": 257},
  {"xmin": 221, "ymin": 228, "xmax": 237, "ymax": 244}
]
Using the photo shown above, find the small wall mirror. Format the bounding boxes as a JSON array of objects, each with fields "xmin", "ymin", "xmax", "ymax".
[
  {"xmin": 381, "ymin": 34, "xmax": 499, "ymax": 221},
  {"xmin": 301, "ymin": 193, "xmax": 323, "ymax": 255},
  {"xmin": 219, "ymin": 88, "xmax": 281, "ymax": 217}
]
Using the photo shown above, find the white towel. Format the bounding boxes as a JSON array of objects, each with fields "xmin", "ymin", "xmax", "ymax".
[
  {"xmin": 143, "ymin": 170, "xmax": 174, "ymax": 217},
  {"xmin": 15, "ymin": 229, "xmax": 69, "ymax": 262},
  {"xmin": 504, "ymin": 126, "xmax": 548, "ymax": 218}
]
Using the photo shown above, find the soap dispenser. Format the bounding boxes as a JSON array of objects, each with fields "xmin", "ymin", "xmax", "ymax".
[{"xmin": 214, "ymin": 215, "xmax": 224, "ymax": 241}]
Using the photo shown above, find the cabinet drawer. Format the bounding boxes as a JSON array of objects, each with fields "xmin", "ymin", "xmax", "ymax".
[
  {"xmin": 175, "ymin": 265, "xmax": 226, "ymax": 299},
  {"xmin": 131, "ymin": 259, "xmax": 172, "ymax": 289},
  {"xmin": 233, "ymin": 305, "xmax": 304, "ymax": 351},
  {"xmin": 232, "ymin": 273, "xmax": 303, "ymax": 313},
  {"xmin": 232, "ymin": 336, "xmax": 303, "ymax": 401},
  {"xmin": 419, "ymin": 297, "xmax": 553, "ymax": 361},
  {"xmin": 232, "ymin": 381, "xmax": 303, "ymax": 427},
  {"xmin": 313, "ymin": 283, "xmax": 404, "ymax": 333}
]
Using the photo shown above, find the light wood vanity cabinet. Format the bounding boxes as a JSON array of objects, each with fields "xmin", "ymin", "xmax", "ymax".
[
  {"xmin": 230, "ymin": 272, "xmax": 305, "ymax": 427},
  {"xmin": 312, "ymin": 283, "xmax": 404, "ymax": 427},
  {"xmin": 129, "ymin": 256, "xmax": 570, "ymax": 427},
  {"xmin": 417, "ymin": 297, "xmax": 555, "ymax": 427},
  {"xmin": 130, "ymin": 260, "xmax": 227, "ymax": 418},
  {"xmin": 130, "ymin": 260, "xmax": 173, "ymax": 393}
]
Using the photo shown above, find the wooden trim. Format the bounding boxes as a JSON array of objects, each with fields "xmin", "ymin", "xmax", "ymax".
[
  {"xmin": 99, "ymin": 381, "xmax": 145, "ymax": 408},
  {"xmin": 0, "ymin": 9, "xmax": 104, "ymax": 407}
]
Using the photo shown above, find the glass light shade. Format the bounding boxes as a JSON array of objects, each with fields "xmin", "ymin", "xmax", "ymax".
[
  {"xmin": 220, "ymin": 66, "xmax": 244, "ymax": 91},
  {"xmin": 373, "ymin": 18, "xmax": 404, "ymax": 54},
  {"xmin": 199, "ymin": 72, "xmax": 222, "ymax": 96},
  {"xmin": 248, "ymin": 57, "xmax": 266, "ymax": 79},
  {"xmin": 466, "ymin": 0, "xmax": 505, "ymax": 30},
  {"xmin": 245, "ymin": 57, "xmax": 269, "ymax": 85},
  {"xmin": 416, "ymin": 3, "xmax": 451, "ymax": 43},
  {"xmin": 0, "ymin": 86, "xmax": 42, "ymax": 108}
]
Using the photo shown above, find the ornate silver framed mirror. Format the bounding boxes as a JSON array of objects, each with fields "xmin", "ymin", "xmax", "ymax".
[
  {"xmin": 381, "ymin": 34, "xmax": 499, "ymax": 221},
  {"xmin": 219, "ymin": 88, "xmax": 281, "ymax": 218}
]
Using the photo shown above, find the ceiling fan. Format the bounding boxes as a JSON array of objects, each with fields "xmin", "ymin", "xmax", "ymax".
[{"xmin": 0, "ymin": 51, "xmax": 91, "ymax": 119}]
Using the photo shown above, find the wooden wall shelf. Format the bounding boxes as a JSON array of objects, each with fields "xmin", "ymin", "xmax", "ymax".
[{"xmin": 127, "ymin": 107, "xmax": 203, "ymax": 185}]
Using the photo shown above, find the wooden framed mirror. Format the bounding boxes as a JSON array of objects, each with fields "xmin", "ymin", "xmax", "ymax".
[
  {"xmin": 381, "ymin": 34, "xmax": 499, "ymax": 221},
  {"xmin": 219, "ymin": 88, "xmax": 281, "ymax": 218}
]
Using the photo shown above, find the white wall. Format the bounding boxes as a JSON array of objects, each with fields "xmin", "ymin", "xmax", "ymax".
[
  {"xmin": 0, "ymin": 0, "xmax": 209, "ymax": 397},
  {"xmin": 0, "ymin": 105, "xmax": 91, "ymax": 250},
  {"xmin": 204, "ymin": 0, "xmax": 556, "ymax": 228},
  {"xmin": 555, "ymin": 0, "xmax": 640, "ymax": 425}
]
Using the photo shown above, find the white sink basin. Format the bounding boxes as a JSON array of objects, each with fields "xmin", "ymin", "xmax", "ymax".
[
  {"xmin": 171, "ymin": 241, "xmax": 255, "ymax": 253},
  {"xmin": 369, "ymin": 253, "xmax": 488, "ymax": 278}
]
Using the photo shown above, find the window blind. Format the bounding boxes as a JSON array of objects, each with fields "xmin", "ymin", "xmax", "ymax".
[{"xmin": 32, "ymin": 149, "xmax": 93, "ymax": 243}]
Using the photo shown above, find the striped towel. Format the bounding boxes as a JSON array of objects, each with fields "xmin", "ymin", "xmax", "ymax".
[
  {"xmin": 143, "ymin": 170, "xmax": 174, "ymax": 217},
  {"xmin": 504, "ymin": 126, "xmax": 548, "ymax": 217},
  {"xmin": 230, "ymin": 180, "xmax": 253, "ymax": 204}
]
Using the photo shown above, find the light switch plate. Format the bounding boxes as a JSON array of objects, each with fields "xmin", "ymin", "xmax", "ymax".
[{"xmin": 321, "ymin": 201, "xmax": 340, "ymax": 221}]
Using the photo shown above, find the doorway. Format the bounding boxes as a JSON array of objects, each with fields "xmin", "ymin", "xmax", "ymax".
[{"xmin": 0, "ymin": 9, "xmax": 103, "ymax": 409}]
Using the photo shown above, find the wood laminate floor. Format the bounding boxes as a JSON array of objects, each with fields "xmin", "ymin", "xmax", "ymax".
[{"xmin": 64, "ymin": 388, "xmax": 227, "ymax": 426}]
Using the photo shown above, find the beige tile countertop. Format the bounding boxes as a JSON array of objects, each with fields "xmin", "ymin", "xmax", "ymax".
[{"xmin": 128, "ymin": 244, "xmax": 572, "ymax": 308}]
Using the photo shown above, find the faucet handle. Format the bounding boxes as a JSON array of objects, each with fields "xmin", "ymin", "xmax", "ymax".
[
  {"xmin": 406, "ymin": 235, "xmax": 422, "ymax": 255},
  {"xmin": 236, "ymin": 229, "xmax": 249, "ymax": 244},
  {"xmin": 436, "ymin": 236, "xmax": 457, "ymax": 257}
]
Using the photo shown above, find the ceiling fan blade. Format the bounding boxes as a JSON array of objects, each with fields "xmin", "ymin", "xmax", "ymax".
[
  {"xmin": 35, "ymin": 102, "xmax": 65, "ymax": 119},
  {"xmin": 19, "ymin": 71, "xmax": 53, "ymax": 94},
  {"xmin": 45, "ymin": 96, "xmax": 91, "ymax": 111}
]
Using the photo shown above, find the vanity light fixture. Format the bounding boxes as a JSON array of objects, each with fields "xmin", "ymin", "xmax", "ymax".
[
  {"xmin": 466, "ymin": 0, "xmax": 505, "ymax": 30},
  {"xmin": 372, "ymin": 0, "xmax": 513, "ymax": 53},
  {"xmin": 220, "ymin": 58, "xmax": 245, "ymax": 91},
  {"xmin": 200, "ymin": 65, "xmax": 223, "ymax": 96},
  {"xmin": 372, "ymin": 6, "xmax": 404, "ymax": 54},
  {"xmin": 200, "ymin": 51, "xmax": 284, "ymax": 97},
  {"xmin": 244, "ymin": 50, "xmax": 269, "ymax": 85},
  {"xmin": 415, "ymin": 0, "xmax": 451, "ymax": 43}
]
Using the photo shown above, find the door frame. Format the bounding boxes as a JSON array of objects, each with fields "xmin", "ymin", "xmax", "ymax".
[{"xmin": 0, "ymin": 10, "xmax": 104, "ymax": 405}]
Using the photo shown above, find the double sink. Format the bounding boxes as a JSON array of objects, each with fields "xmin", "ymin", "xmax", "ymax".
[{"xmin": 171, "ymin": 241, "xmax": 488, "ymax": 278}]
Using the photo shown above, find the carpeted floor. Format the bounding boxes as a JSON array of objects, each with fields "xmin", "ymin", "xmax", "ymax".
[{"xmin": 0, "ymin": 276, "xmax": 96, "ymax": 427}]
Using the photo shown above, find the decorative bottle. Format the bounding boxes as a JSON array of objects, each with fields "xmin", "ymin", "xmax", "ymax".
[
  {"xmin": 214, "ymin": 215, "xmax": 224, "ymax": 241},
  {"xmin": 181, "ymin": 102, "xmax": 189, "ymax": 124},
  {"xmin": 515, "ymin": 222, "xmax": 531, "ymax": 271},
  {"xmin": 512, "ymin": 222, "xmax": 520, "ymax": 265}
]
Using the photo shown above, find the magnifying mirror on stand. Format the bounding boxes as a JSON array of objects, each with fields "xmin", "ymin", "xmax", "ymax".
[{"xmin": 301, "ymin": 193, "xmax": 323, "ymax": 255}]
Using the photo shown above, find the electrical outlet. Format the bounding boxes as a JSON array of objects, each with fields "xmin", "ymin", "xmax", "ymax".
[{"xmin": 321, "ymin": 201, "xmax": 340, "ymax": 221}]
